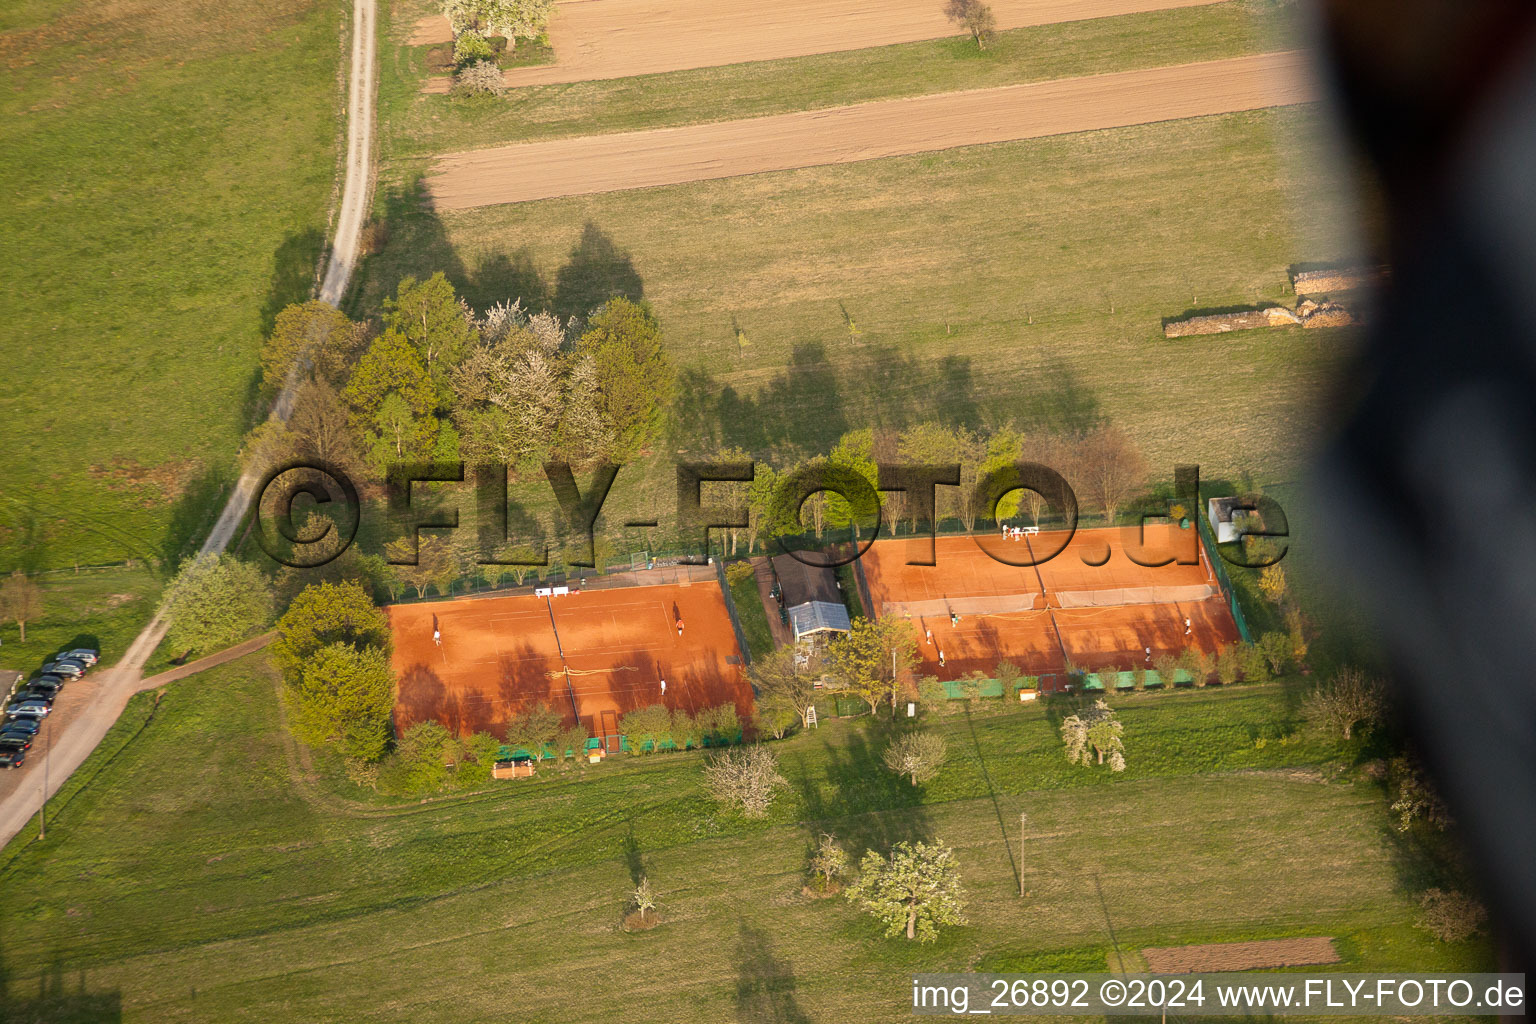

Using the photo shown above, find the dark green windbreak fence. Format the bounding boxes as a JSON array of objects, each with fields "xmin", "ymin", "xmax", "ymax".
[{"xmin": 1197, "ymin": 511, "xmax": 1253, "ymax": 643}]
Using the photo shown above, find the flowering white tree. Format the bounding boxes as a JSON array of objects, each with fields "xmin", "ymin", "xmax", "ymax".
[
  {"xmin": 443, "ymin": 0, "xmax": 554, "ymax": 46},
  {"xmin": 1061, "ymin": 698, "xmax": 1126, "ymax": 771}
]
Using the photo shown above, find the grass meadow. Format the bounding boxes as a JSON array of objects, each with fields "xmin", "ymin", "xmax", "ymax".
[
  {"xmin": 378, "ymin": 0, "xmax": 1298, "ymax": 156},
  {"xmin": 0, "ymin": 0, "xmax": 345, "ymax": 575},
  {"xmin": 0, "ymin": 655, "xmax": 1489, "ymax": 1021},
  {"xmin": 359, "ymin": 105, "xmax": 1363, "ymax": 547}
]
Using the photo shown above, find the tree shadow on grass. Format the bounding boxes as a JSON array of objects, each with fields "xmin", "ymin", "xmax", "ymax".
[
  {"xmin": 0, "ymin": 954, "xmax": 122, "ymax": 1024},
  {"xmin": 260, "ymin": 226, "xmax": 326, "ymax": 335},
  {"xmin": 790, "ymin": 718, "xmax": 932, "ymax": 860},
  {"xmin": 733, "ymin": 922, "xmax": 811, "ymax": 1024},
  {"xmin": 471, "ymin": 247, "xmax": 551, "ymax": 314},
  {"xmin": 552, "ymin": 222, "xmax": 644, "ymax": 325},
  {"xmin": 158, "ymin": 462, "xmax": 237, "ymax": 572},
  {"xmin": 671, "ymin": 342, "xmax": 1101, "ymax": 461}
]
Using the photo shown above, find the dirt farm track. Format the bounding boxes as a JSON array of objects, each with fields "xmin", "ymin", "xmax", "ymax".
[
  {"xmin": 425, "ymin": 51, "xmax": 1315, "ymax": 209},
  {"xmin": 417, "ymin": 0, "xmax": 1227, "ymax": 89}
]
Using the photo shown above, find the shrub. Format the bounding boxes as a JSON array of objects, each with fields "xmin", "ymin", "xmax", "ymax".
[
  {"xmin": 698, "ymin": 703, "xmax": 741, "ymax": 744},
  {"xmin": 556, "ymin": 723, "xmax": 589, "ymax": 763},
  {"xmin": 1237, "ymin": 642, "xmax": 1270, "ymax": 684},
  {"xmin": 380, "ymin": 721, "xmax": 456, "ymax": 795},
  {"xmin": 725, "ymin": 560, "xmax": 756, "ymax": 588},
  {"xmin": 996, "ymin": 660, "xmax": 1022, "ymax": 694},
  {"xmin": 454, "ymin": 731, "xmax": 502, "ymax": 787},
  {"xmin": 808, "ymin": 832, "xmax": 848, "ymax": 892},
  {"xmin": 453, "ymin": 29, "xmax": 495, "ymax": 67},
  {"xmin": 453, "ymin": 59, "xmax": 504, "ymax": 96},
  {"xmin": 1214, "ymin": 645, "xmax": 1242, "ymax": 686},
  {"xmin": 1416, "ymin": 889, "xmax": 1487, "ymax": 943},
  {"xmin": 1152, "ymin": 653, "xmax": 1181, "ymax": 689},
  {"xmin": 703, "ymin": 746, "xmax": 787, "ymax": 818},
  {"xmin": 916, "ymin": 675, "xmax": 946, "ymax": 708},
  {"xmin": 618, "ymin": 704, "xmax": 672, "ymax": 753},
  {"xmin": 754, "ymin": 700, "xmax": 798, "ymax": 741}
]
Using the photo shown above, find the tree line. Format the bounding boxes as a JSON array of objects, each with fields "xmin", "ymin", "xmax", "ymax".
[{"xmin": 247, "ymin": 275, "xmax": 675, "ymax": 488}]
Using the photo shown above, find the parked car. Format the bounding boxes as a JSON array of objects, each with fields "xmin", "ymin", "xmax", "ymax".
[
  {"xmin": 31, "ymin": 673, "xmax": 66, "ymax": 689},
  {"xmin": 58, "ymin": 648, "xmax": 99, "ymax": 666},
  {"xmin": 0, "ymin": 744, "xmax": 25, "ymax": 769},
  {"xmin": 26, "ymin": 681, "xmax": 62, "ymax": 701},
  {"xmin": 1, "ymin": 719, "xmax": 41, "ymax": 739},
  {"xmin": 6, "ymin": 700, "xmax": 50, "ymax": 718},
  {"xmin": 40, "ymin": 661, "xmax": 83, "ymax": 679},
  {"xmin": 0, "ymin": 731, "xmax": 33, "ymax": 750}
]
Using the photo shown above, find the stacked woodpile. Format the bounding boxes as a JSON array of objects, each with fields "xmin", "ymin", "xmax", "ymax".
[
  {"xmin": 1291, "ymin": 265, "xmax": 1387, "ymax": 296},
  {"xmin": 1296, "ymin": 298, "xmax": 1358, "ymax": 328},
  {"xmin": 1162, "ymin": 307, "xmax": 1298, "ymax": 337},
  {"xmin": 1163, "ymin": 297, "xmax": 1363, "ymax": 337}
]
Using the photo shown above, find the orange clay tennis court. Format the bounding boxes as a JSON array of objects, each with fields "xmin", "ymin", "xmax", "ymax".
[
  {"xmin": 389, "ymin": 582, "xmax": 752, "ymax": 738},
  {"xmin": 859, "ymin": 525, "xmax": 1239, "ymax": 688}
]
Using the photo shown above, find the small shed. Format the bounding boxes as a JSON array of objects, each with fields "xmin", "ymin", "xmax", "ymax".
[
  {"xmin": 1207, "ymin": 496, "xmax": 1253, "ymax": 544},
  {"xmin": 788, "ymin": 600, "xmax": 852, "ymax": 642},
  {"xmin": 768, "ymin": 553, "xmax": 842, "ymax": 608}
]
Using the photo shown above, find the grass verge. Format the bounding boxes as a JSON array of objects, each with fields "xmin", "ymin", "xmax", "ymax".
[{"xmin": 0, "ymin": 659, "xmax": 1490, "ymax": 1021}]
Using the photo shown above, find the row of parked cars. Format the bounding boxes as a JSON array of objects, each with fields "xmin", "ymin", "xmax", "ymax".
[{"xmin": 0, "ymin": 648, "xmax": 100, "ymax": 769}]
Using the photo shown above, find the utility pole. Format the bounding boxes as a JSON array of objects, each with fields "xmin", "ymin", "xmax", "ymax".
[
  {"xmin": 38, "ymin": 711, "xmax": 50, "ymax": 840},
  {"xmin": 1018, "ymin": 811, "xmax": 1027, "ymax": 896}
]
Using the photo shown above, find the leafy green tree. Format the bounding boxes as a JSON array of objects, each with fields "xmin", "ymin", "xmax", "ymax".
[
  {"xmin": 383, "ymin": 720, "xmax": 456, "ymax": 793},
  {"xmin": 1257, "ymin": 631, "xmax": 1291, "ymax": 675},
  {"xmin": 754, "ymin": 698, "xmax": 798, "ymax": 740},
  {"xmin": 828, "ymin": 616, "xmax": 919, "ymax": 714},
  {"xmin": 286, "ymin": 643, "xmax": 396, "ymax": 761},
  {"xmin": 260, "ymin": 301, "xmax": 363, "ymax": 392},
  {"xmin": 383, "ymin": 273, "xmax": 477, "ymax": 391},
  {"xmin": 619, "ymin": 703, "xmax": 672, "ymax": 753},
  {"xmin": 344, "ymin": 328, "xmax": 437, "ymax": 422},
  {"xmin": 747, "ymin": 645, "xmax": 821, "ymax": 730},
  {"xmin": 846, "ymin": 840, "xmax": 967, "ymax": 942},
  {"xmin": 825, "ymin": 429, "xmax": 882, "ymax": 538},
  {"xmin": 163, "ymin": 553, "xmax": 273, "ymax": 656},
  {"xmin": 575, "ymin": 299, "xmax": 674, "ymax": 461},
  {"xmin": 745, "ymin": 462, "xmax": 782, "ymax": 551},
  {"xmin": 671, "ymin": 708, "xmax": 704, "ymax": 749},
  {"xmin": 452, "ymin": 29, "xmax": 495, "ymax": 67},
  {"xmin": 698, "ymin": 703, "xmax": 740, "ymax": 743},
  {"xmin": 270, "ymin": 580, "xmax": 391, "ymax": 684},
  {"xmin": 454, "ymin": 731, "xmax": 504, "ymax": 787},
  {"xmin": 556, "ymin": 723, "xmax": 590, "ymax": 763},
  {"xmin": 506, "ymin": 701, "xmax": 562, "ymax": 760}
]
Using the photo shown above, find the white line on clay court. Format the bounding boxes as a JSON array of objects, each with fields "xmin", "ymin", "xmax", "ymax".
[
  {"xmin": 425, "ymin": 51, "xmax": 1317, "ymax": 210},
  {"xmin": 416, "ymin": 0, "xmax": 1228, "ymax": 89}
]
